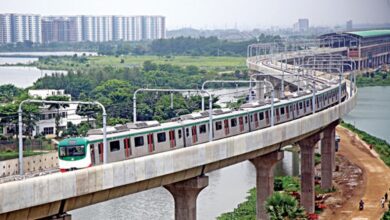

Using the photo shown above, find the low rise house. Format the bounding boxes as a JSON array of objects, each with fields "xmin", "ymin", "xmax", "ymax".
[{"xmin": 28, "ymin": 89, "xmax": 94, "ymax": 137}]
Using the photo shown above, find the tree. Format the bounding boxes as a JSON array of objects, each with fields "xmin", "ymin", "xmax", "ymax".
[
  {"xmin": 45, "ymin": 95, "xmax": 70, "ymax": 137},
  {"xmin": 0, "ymin": 84, "xmax": 22, "ymax": 103},
  {"xmin": 265, "ymin": 192, "xmax": 306, "ymax": 220}
]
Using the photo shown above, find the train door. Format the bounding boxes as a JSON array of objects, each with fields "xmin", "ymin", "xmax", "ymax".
[
  {"xmin": 286, "ymin": 105, "xmax": 290, "ymax": 119},
  {"xmin": 239, "ymin": 116, "xmax": 244, "ymax": 132},
  {"xmin": 316, "ymin": 97, "xmax": 320, "ymax": 109},
  {"xmin": 124, "ymin": 138, "xmax": 131, "ymax": 158},
  {"xmin": 98, "ymin": 143, "xmax": 103, "ymax": 164},
  {"xmin": 304, "ymin": 101, "xmax": 307, "ymax": 113},
  {"xmin": 296, "ymin": 103, "xmax": 299, "ymax": 116},
  {"xmin": 90, "ymin": 144, "xmax": 95, "ymax": 165},
  {"xmin": 254, "ymin": 113, "xmax": 259, "ymax": 128},
  {"xmin": 169, "ymin": 130, "xmax": 176, "ymax": 148},
  {"xmin": 147, "ymin": 134, "xmax": 155, "ymax": 153},
  {"xmin": 265, "ymin": 111, "xmax": 269, "ymax": 125},
  {"xmin": 224, "ymin": 119, "xmax": 229, "ymax": 135},
  {"xmin": 276, "ymin": 108, "xmax": 280, "ymax": 122},
  {"xmin": 191, "ymin": 126, "xmax": 198, "ymax": 143}
]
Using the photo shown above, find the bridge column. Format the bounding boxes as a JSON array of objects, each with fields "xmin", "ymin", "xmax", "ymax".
[
  {"xmin": 298, "ymin": 133, "xmax": 321, "ymax": 214},
  {"xmin": 321, "ymin": 122, "xmax": 337, "ymax": 190},
  {"xmin": 164, "ymin": 176, "xmax": 209, "ymax": 220},
  {"xmin": 249, "ymin": 151, "xmax": 284, "ymax": 220}
]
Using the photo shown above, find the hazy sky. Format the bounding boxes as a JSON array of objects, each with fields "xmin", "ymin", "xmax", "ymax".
[{"xmin": 1, "ymin": 0, "xmax": 390, "ymax": 29}]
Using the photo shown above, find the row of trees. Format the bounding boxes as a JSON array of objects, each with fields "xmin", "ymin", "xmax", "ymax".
[
  {"xmin": 0, "ymin": 35, "xmax": 282, "ymax": 57},
  {"xmin": 1, "ymin": 59, "xmax": 234, "ymax": 138}
]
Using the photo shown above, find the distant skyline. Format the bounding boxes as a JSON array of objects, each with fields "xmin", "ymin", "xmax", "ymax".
[{"xmin": 1, "ymin": 0, "xmax": 390, "ymax": 30}]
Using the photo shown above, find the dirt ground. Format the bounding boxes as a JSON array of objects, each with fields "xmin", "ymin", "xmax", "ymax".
[{"xmin": 319, "ymin": 126, "xmax": 390, "ymax": 220}]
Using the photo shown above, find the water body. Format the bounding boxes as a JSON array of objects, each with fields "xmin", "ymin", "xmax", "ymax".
[
  {"xmin": 72, "ymin": 86, "xmax": 387, "ymax": 220},
  {"xmin": 0, "ymin": 66, "xmax": 67, "ymax": 88},
  {"xmin": 71, "ymin": 151, "xmax": 299, "ymax": 220},
  {"xmin": 0, "ymin": 51, "xmax": 97, "ymax": 57},
  {"xmin": 0, "ymin": 57, "xmax": 38, "ymax": 65},
  {"xmin": 344, "ymin": 86, "xmax": 390, "ymax": 143}
]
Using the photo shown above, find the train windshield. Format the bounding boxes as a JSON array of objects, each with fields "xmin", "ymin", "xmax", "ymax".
[{"xmin": 59, "ymin": 145, "xmax": 85, "ymax": 158}]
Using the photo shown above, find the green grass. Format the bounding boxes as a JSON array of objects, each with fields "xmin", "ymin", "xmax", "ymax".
[
  {"xmin": 357, "ymin": 71, "xmax": 390, "ymax": 87},
  {"xmin": 0, "ymin": 151, "xmax": 43, "ymax": 161},
  {"xmin": 90, "ymin": 55, "xmax": 246, "ymax": 68},
  {"xmin": 341, "ymin": 121, "xmax": 390, "ymax": 167},
  {"xmin": 35, "ymin": 55, "xmax": 246, "ymax": 71}
]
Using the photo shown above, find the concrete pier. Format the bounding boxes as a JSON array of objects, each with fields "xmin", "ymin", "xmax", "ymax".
[
  {"xmin": 298, "ymin": 133, "xmax": 321, "ymax": 213},
  {"xmin": 250, "ymin": 151, "xmax": 284, "ymax": 220},
  {"xmin": 321, "ymin": 123, "xmax": 337, "ymax": 190},
  {"xmin": 164, "ymin": 176, "xmax": 209, "ymax": 220}
]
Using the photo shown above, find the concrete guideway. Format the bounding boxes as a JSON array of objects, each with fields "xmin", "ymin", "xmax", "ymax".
[
  {"xmin": 0, "ymin": 44, "xmax": 357, "ymax": 219},
  {"xmin": 321, "ymin": 127, "xmax": 390, "ymax": 219},
  {"xmin": 0, "ymin": 89, "xmax": 357, "ymax": 219}
]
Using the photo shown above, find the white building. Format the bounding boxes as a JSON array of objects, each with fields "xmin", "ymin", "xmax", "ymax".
[
  {"xmin": 28, "ymin": 90, "xmax": 93, "ymax": 137},
  {"xmin": 0, "ymin": 14, "xmax": 12, "ymax": 44},
  {"xmin": 81, "ymin": 16, "xmax": 113, "ymax": 42},
  {"xmin": 0, "ymin": 13, "xmax": 42, "ymax": 44}
]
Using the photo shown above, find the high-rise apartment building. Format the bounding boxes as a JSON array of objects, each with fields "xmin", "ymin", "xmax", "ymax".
[
  {"xmin": 82, "ymin": 16, "xmax": 113, "ymax": 42},
  {"xmin": 0, "ymin": 14, "xmax": 12, "ymax": 44},
  {"xmin": 42, "ymin": 16, "xmax": 83, "ymax": 43},
  {"xmin": 0, "ymin": 14, "xmax": 165, "ymax": 44},
  {"xmin": 0, "ymin": 13, "xmax": 42, "ymax": 44}
]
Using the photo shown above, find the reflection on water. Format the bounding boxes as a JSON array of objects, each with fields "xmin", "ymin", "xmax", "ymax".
[
  {"xmin": 344, "ymin": 86, "xmax": 390, "ymax": 143},
  {"xmin": 0, "ymin": 57, "xmax": 38, "ymax": 65},
  {"xmin": 71, "ymin": 151, "xmax": 299, "ymax": 220},
  {"xmin": 0, "ymin": 66, "xmax": 67, "ymax": 88}
]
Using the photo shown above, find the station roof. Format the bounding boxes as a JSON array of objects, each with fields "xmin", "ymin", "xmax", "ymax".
[{"xmin": 346, "ymin": 30, "xmax": 390, "ymax": 38}]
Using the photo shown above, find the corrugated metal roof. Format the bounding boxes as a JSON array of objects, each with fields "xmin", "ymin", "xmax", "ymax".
[{"xmin": 346, "ymin": 30, "xmax": 390, "ymax": 38}]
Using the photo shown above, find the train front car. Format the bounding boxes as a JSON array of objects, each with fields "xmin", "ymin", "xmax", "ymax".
[{"xmin": 58, "ymin": 138, "xmax": 91, "ymax": 172}]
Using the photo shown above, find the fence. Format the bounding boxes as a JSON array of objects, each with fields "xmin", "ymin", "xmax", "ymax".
[{"xmin": 0, "ymin": 139, "xmax": 54, "ymax": 152}]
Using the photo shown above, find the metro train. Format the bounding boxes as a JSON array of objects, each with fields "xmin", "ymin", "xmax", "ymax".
[{"xmin": 58, "ymin": 78, "xmax": 348, "ymax": 171}]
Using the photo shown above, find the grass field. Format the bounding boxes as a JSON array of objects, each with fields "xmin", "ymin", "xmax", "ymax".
[
  {"xmin": 36, "ymin": 55, "xmax": 247, "ymax": 71},
  {"xmin": 89, "ymin": 55, "xmax": 246, "ymax": 68}
]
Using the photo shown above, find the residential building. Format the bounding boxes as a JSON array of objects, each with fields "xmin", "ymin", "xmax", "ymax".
[
  {"xmin": 1, "ymin": 13, "xmax": 166, "ymax": 44},
  {"xmin": 0, "ymin": 14, "xmax": 12, "ymax": 44},
  {"xmin": 28, "ymin": 90, "xmax": 94, "ymax": 137},
  {"xmin": 0, "ymin": 13, "xmax": 42, "ymax": 44},
  {"xmin": 41, "ymin": 16, "xmax": 82, "ymax": 43}
]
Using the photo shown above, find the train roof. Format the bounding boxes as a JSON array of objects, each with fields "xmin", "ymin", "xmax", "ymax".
[{"xmin": 68, "ymin": 81, "xmax": 342, "ymax": 144}]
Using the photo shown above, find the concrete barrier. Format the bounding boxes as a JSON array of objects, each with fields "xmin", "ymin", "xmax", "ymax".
[{"xmin": 0, "ymin": 152, "xmax": 58, "ymax": 177}]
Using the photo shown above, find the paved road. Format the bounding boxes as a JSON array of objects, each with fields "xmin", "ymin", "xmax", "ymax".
[{"xmin": 322, "ymin": 127, "xmax": 390, "ymax": 219}]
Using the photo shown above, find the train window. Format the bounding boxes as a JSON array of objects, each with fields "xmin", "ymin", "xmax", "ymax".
[
  {"xmin": 299, "ymin": 102, "xmax": 303, "ymax": 109},
  {"xmin": 250, "ymin": 115, "xmax": 253, "ymax": 122},
  {"xmin": 259, "ymin": 112, "xmax": 264, "ymax": 120},
  {"xmin": 157, "ymin": 132, "xmax": 166, "ymax": 143},
  {"xmin": 231, "ymin": 118, "xmax": 237, "ymax": 127},
  {"xmin": 178, "ymin": 130, "xmax": 182, "ymax": 139},
  {"xmin": 215, "ymin": 121, "xmax": 222, "ymax": 130},
  {"xmin": 199, "ymin": 124, "xmax": 207, "ymax": 134},
  {"xmin": 280, "ymin": 107, "xmax": 285, "ymax": 115},
  {"xmin": 245, "ymin": 116, "xmax": 248, "ymax": 124},
  {"xmin": 134, "ymin": 136, "xmax": 144, "ymax": 147},
  {"xmin": 110, "ymin": 140, "xmax": 120, "ymax": 152},
  {"xmin": 306, "ymin": 100, "xmax": 310, "ymax": 107},
  {"xmin": 186, "ymin": 128, "xmax": 190, "ymax": 137}
]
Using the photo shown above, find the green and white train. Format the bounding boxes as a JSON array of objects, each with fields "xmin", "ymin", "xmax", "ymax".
[{"xmin": 58, "ymin": 79, "xmax": 347, "ymax": 172}]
